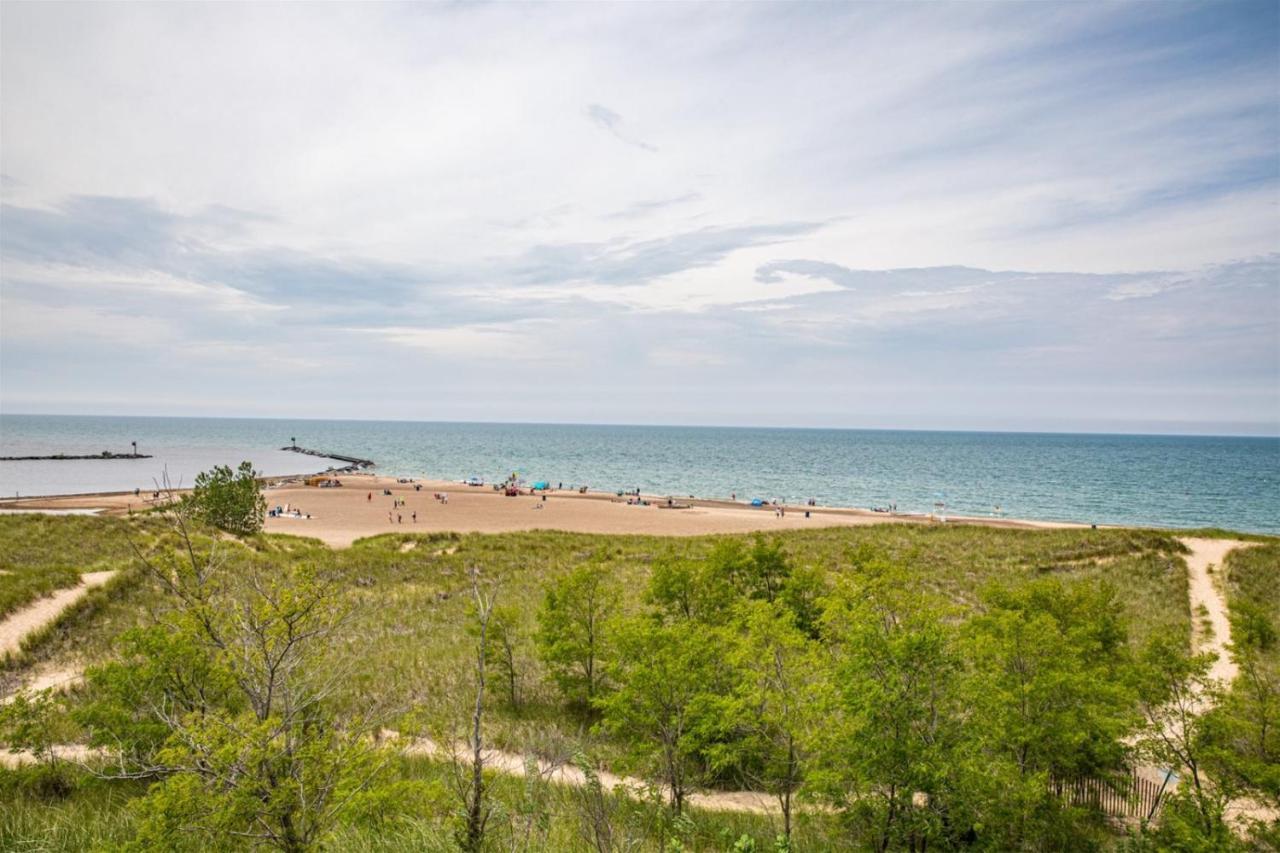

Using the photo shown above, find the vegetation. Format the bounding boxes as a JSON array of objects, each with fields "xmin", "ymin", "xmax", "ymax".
[
  {"xmin": 182, "ymin": 460, "xmax": 267, "ymax": 536},
  {"xmin": 0, "ymin": 514, "xmax": 144, "ymax": 620},
  {"xmin": 5, "ymin": 501, "xmax": 1277, "ymax": 850}
]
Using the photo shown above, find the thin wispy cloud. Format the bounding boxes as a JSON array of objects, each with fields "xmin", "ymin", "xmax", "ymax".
[
  {"xmin": 585, "ymin": 103, "xmax": 657, "ymax": 153},
  {"xmin": 604, "ymin": 193, "xmax": 702, "ymax": 220}
]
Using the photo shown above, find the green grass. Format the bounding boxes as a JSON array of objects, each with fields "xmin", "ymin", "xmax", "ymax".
[
  {"xmin": 5, "ymin": 520, "xmax": 1194, "ymax": 753},
  {"xmin": 0, "ymin": 516, "xmax": 1205, "ymax": 850},
  {"xmin": 0, "ymin": 755, "xmax": 843, "ymax": 852},
  {"xmin": 0, "ymin": 514, "xmax": 147, "ymax": 619},
  {"xmin": 1225, "ymin": 541, "xmax": 1280, "ymax": 666}
]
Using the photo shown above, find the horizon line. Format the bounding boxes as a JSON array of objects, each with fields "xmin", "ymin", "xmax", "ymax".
[{"xmin": 3, "ymin": 410, "xmax": 1277, "ymax": 441}]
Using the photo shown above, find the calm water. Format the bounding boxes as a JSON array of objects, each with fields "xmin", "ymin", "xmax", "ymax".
[{"xmin": 1, "ymin": 414, "xmax": 1277, "ymax": 533}]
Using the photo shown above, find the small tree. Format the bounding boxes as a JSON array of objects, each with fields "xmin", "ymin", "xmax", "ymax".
[
  {"xmin": 596, "ymin": 618, "xmax": 731, "ymax": 815},
  {"xmin": 82, "ymin": 500, "xmax": 385, "ymax": 852},
  {"xmin": 184, "ymin": 460, "xmax": 267, "ymax": 536},
  {"xmin": 0, "ymin": 689, "xmax": 77, "ymax": 795},
  {"xmin": 484, "ymin": 604, "xmax": 525, "ymax": 713},
  {"xmin": 812, "ymin": 564, "xmax": 958, "ymax": 851},
  {"xmin": 1134, "ymin": 635, "xmax": 1236, "ymax": 846},
  {"xmin": 449, "ymin": 568, "xmax": 497, "ymax": 853},
  {"xmin": 536, "ymin": 561, "xmax": 616, "ymax": 707},
  {"xmin": 724, "ymin": 600, "xmax": 819, "ymax": 842}
]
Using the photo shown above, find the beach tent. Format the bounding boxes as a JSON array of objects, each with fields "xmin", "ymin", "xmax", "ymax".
[
  {"xmin": 750, "ymin": 498, "xmax": 765, "ymax": 507},
  {"xmin": 531, "ymin": 481, "xmax": 550, "ymax": 491}
]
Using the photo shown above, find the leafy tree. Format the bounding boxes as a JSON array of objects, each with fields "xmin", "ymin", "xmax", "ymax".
[
  {"xmin": 704, "ymin": 536, "xmax": 792, "ymax": 604},
  {"xmin": 536, "ymin": 560, "xmax": 617, "ymax": 707},
  {"xmin": 183, "ymin": 460, "xmax": 267, "ymax": 536},
  {"xmin": 959, "ymin": 579, "xmax": 1135, "ymax": 849},
  {"xmin": 595, "ymin": 618, "xmax": 735, "ymax": 815},
  {"xmin": 646, "ymin": 552, "xmax": 736, "ymax": 626},
  {"xmin": 721, "ymin": 600, "xmax": 819, "ymax": 842},
  {"xmin": 811, "ymin": 561, "xmax": 958, "ymax": 852},
  {"xmin": 475, "ymin": 603, "xmax": 525, "ymax": 713},
  {"xmin": 0, "ymin": 688, "xmax": 77, "ymax": 797},
  {"xmin": 1132, "ymin": 635, "xmax": 1234, "ymax": 846},
  {"xmin": 777, "ymin": 562, "xmax": 826, "ymax": 639},
  {"xmin": 1203, "ymin": 649, "xmax": 1280, "ymax": 811}
]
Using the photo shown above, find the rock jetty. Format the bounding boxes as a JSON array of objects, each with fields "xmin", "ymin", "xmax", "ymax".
[
  {"xmin": 281, "ymin": 445, "xmax": 375, "ymax": 474},
  {"xmin": 0, "ymin": 452, "xmax": 152, "ymax": 461}
]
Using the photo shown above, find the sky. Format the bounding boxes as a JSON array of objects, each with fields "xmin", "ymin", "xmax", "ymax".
[{"xmin": 1, "ymin": 2, "xmax": 1277, "ymax": 435}]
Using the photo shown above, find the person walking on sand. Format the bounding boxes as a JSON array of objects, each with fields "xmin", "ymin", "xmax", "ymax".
[
  {"xmin": 412, "ymin": 511, "xmax": 417, "ymax": 523},
  {"xmin": 397, "ymin": 513, "xmax": 402, "ymax": 524},
  {"xmin": 368, "ymin": 492, "xmax": 372, "ymax": 502},
  {"xmin": 388, "ymin": 511, "xmax": 393, "ymax": 523}
]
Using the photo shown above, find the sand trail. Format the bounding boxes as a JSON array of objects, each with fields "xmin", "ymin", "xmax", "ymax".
[
  {"xmin": 389, "ymin": 731, "xmax": 779, "ymax": 814},
  {"xmin": 0, "ymin": 571, "xmax": 116, "ymax": 658},
  {"xmin": 1179, "ymin": 537, "xmax": 1249, "ymax": 688}
]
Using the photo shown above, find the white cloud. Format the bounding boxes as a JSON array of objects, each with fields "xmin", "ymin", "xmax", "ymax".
[{"xmin": 1, "ymin": 2, "xmax": 1276, "ymax": 431}]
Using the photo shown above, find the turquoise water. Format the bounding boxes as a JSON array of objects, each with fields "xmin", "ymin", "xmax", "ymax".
[{"xmin": 1, "ymin": 414, "xmax": 1277, "ymax": 533}]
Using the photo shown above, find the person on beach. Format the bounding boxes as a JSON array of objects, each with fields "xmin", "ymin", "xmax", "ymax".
[
  {"xmin": 412, "ymin": 511, "xmax": 417, "ymax": 522},
  {"xmin": 397, "ymin": 513, "xmax": 402, "ymax": 524},
  {"xmin": 367, "ymin": 492, "xmax": 372, "ymax": 502},
  {"xmin": 388, "ymin": 511, "xmax": 393, "ymax": 523}
]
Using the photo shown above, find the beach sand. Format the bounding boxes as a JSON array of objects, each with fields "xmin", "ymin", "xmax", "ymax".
[{"xmin": 0, "ymin": 473, "xmax": 1086, "ymax": 547}]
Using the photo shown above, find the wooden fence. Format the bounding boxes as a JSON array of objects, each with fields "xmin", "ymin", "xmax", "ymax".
[{"xmin": 1052, "ymin": 768, "xmax": 1171, "ymax": 821}]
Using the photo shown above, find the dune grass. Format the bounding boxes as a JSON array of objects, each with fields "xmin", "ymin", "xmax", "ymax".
[
  {"xmin": 7, "ymin": 520, "xmax": 1194, "ymax": 743},
  {"xmin": 0, "ymin": 514, "xmax": 156, "ymax": 620},
  {"xmin": 0, "ymin": 752, "xmax": 844, "ymax": 853},
  {"xmin": 0, "ymin": 515, "xmax": 1208, "ymax": 849},
  {"xmin": 1224, "ymin": 541, "xmax": 1280, "ymax": 663}
]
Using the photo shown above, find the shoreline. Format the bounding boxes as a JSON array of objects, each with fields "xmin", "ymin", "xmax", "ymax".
[{"xmin": 0, "ymin": 470, "xmax": 1100, "ymax": 546}]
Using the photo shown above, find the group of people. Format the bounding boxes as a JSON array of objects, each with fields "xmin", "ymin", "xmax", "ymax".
[
  {"xmin": 269, "ymin": 503, "xmax": 309, "ymax": 519},
  {"xmin": 375, "ymin": 488, "xmax": 443, "ymax": 525}
]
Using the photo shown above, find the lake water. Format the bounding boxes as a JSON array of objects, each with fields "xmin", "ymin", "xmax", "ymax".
[{"xmin": 1, "ymin": 414, "xmax": 1277, "ymax": 533}]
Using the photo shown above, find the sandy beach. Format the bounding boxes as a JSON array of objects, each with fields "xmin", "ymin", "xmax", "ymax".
[{"xmin": 0, "ymin": 473, "xmax": 1086, "ymax": 547}]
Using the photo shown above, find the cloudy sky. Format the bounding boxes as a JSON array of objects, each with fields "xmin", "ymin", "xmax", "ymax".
[{"xmin": 1, "ymin": 2, "xmax": 1277, "ymax": 434}]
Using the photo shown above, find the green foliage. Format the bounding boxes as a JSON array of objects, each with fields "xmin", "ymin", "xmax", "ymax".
[
  {"xmin": 183, "ymin": 460, "xmax": 266, "ymax": 536},
  {"xmin": 471, "ymin": 603, "xmax": 526, "ymax": 712},
  {"xmin": 596, "ymin": 617, "xmax": 737, "ymax": 814},
  {"xmin": 536, "ymin": 560, "xmax": 617, "ymax": 707},
  {"xmin": 811, "ymin": 557, "xmax": 958, "ymax": 850},
  {"xmin": 958, "ymin": 578, "xmax": 1136, "ymax": 849},
  {"xmin": 0, "ymin": 513, "xmax": 148, "ymax": 620},
  {"xmin": 0, "ymin": 513, "xmax": 1239, "ymax": 850},
  {"xmin": 720, "ymin": 600, "xmax": 817, "ymax": 839},
  {"xmin": 0, "ymin": 689, "xmax": 76, "ymax": 768},
  {"xmin": 77, "ymin": 519, "xmax": 389, "ymax": 851},
  {"xmin": 1200, "ymin": 541, "xmax": 1280, "ymax": 845}
]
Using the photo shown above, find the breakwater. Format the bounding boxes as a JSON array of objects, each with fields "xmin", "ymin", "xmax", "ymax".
[
  {"xmin": 281, "ymin": 445, "xmax": 375, "ymax": 474},
  {"xmin": 0, "ymin": 452, "xmax": 152, "ymax": 461}
]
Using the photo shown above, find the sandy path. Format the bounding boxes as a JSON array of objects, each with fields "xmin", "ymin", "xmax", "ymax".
[
  {"xmin": 0, "ymin": 727, "xmax": 778, "ymax": 814},
  {"xmin": 391, "ymin": 732, "xmax": 779, "ymax": 814},
  {"xmin": 1179, "ymin": 537, "xmax": 1248, "ymax": 687},
  {"xmin": 0, "ymin": 571, "xmax": 116, "ymax": 658}
]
